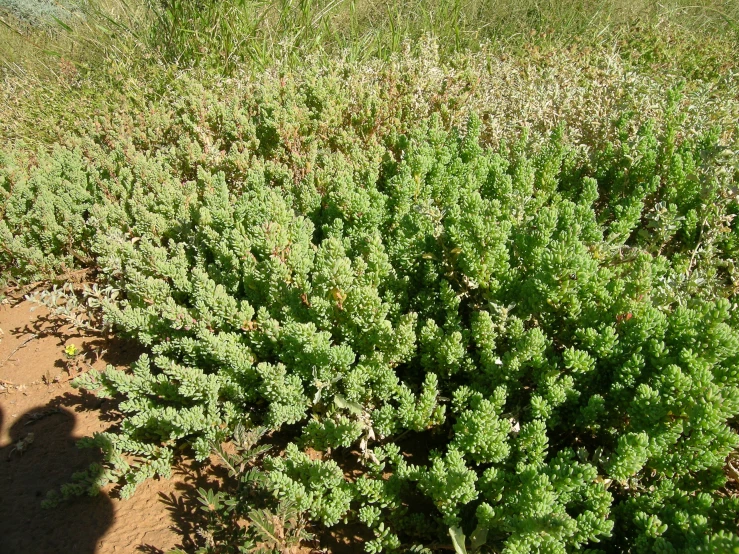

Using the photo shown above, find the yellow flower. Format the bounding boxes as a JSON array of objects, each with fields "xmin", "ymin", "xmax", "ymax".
[{"xmin": 64, "ymin": 344, "xmax": 80, "ymax": 358}]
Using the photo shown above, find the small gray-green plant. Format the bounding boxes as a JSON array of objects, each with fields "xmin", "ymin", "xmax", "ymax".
[
  {"xmin": 26, "ymin": 281, "xmax": 120, "ymax": 333},
  {"xmin": 0, "ymin": 0, "xmax": 79, "ymax": 28}
]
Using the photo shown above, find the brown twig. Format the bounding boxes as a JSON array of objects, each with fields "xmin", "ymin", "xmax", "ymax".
[
  {"xmin": 685, "ymin": 216, "xmax": 708, "ymax": 278},
  {"xmin": 24, "ymin": 408, "xmax": 62, "ymax": 425},
  {"xmin": 1, "ymin": 268, "xmax": 93, "ymax": 298},
  {"xmin": 727, "ymin": 460, "xmax": 739, "ymax": 483},
  {"xmin": 0, "ymin": 333, "xmax": 38, "ymax": 367}
]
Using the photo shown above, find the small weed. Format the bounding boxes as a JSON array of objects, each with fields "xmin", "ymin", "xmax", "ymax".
[
  {"xmin": 64, "ymin": 343, "xmax": 80, "ymax": 358},
  {"xmin": 7, "ymin": 432, "xmax": 34, "ymax": 459}
]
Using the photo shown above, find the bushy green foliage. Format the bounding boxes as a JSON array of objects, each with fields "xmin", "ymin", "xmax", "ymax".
[
  {"xmin": 0, "ymin": 147, "xmax": 100, "ymax": 283},
  {"xmin": 2, "ymin": 50, "xmax": 739, "ymax": 552}
]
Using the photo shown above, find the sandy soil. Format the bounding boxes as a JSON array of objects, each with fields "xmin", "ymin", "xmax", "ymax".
[{"xmin": 0, "ymin": 295, "xmax": 195, "ymax": 554}]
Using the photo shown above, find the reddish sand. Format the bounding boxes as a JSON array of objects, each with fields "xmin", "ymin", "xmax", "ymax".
[{"xmin": 0, "ymin": 296, "xmax": 191, "ymax": 554}]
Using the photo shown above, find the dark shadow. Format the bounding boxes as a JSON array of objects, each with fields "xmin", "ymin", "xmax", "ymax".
[
  {"xmin": 49, "ymin": 389, "xmax": 123, "ymax": 424},
  {"xmin": 0, "ymin": 403, "xmax": 115, "ymax": 554},
  {"xmin": 11, "ymin": 312, "xmax": 144, "ymax": 368},
  {"xmin": 10, "ymin": 311, "xmax": 83, "ymax": 340},
  {"xmin": 321, "ymin": 523, "xmax": 374, "ymax": 554},
  {"xmin": 137, "ymin": 546, "xmax": 167, "ymax": 554},
  {"xmin": 395, "ymin": 428, "xmax": 449, "ymax": 466},
  {"xmin": 151, "ymin": 459, "xmax": 232, "ymax": 552},
  {"xmin": 155, "ymin": 490, "xmax": 201, "ymax": 553}
]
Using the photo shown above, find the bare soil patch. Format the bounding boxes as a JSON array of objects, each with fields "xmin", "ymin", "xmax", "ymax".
[{"xmin": 0, "ymin": 296, "xmax": 187, "ymax": 554}]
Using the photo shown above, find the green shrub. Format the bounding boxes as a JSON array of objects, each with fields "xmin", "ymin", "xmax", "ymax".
[
  {"xmin": 2, "ymin": 47, "xmax": 739, "ymax": 552},
  {"xmin": 0, "ymin": 146, "xmax": 100, "ymax": 283}
]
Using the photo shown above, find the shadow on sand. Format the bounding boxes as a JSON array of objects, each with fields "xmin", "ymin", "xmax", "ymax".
[{"xmin": 0, "ymin": 402, "xmax": 114, "ymax": 554}]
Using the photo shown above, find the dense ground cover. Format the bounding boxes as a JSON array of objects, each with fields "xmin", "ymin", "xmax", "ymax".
[{"xmin": 2, "ymin": 1, "xmax": 739, "ymax": 552}]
